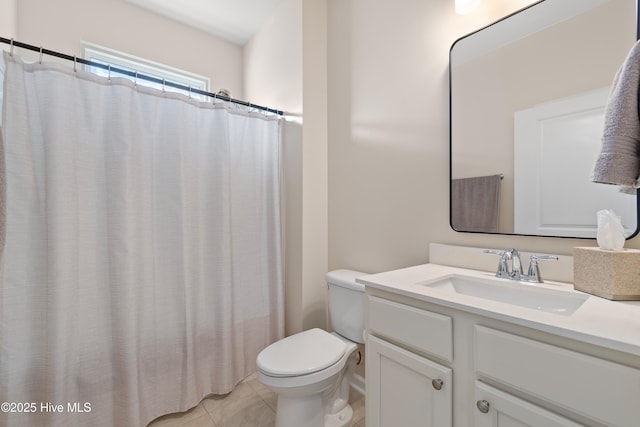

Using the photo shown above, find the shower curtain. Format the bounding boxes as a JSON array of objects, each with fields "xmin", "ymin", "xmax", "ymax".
[{"xmin": 0, "ymin": 53, "xmax": 284, "ymax": 427}]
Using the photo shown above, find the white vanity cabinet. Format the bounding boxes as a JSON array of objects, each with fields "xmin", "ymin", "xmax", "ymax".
[
  {"xmin": 366, "ymin": 295, "xmax": 453, "ymax": 427},
  {"xmin": 365, "ymin": 288, "xmax": 640, "ymax": 427}
]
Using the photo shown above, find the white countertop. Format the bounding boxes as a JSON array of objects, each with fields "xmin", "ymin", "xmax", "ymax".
[{"xmin": 357, "ymin": 263, "xmax": 640, "ymax": 357}]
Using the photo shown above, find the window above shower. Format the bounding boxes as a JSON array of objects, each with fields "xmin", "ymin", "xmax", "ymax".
[{"xmin": 81, "ymin": 42, "xmax": 210, "ymax": 100}]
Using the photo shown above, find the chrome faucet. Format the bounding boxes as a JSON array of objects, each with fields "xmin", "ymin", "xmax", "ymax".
[
  {"xmin": 484, "ymin": 248, "xmax": 558, "ymax": 283},
  {"xmin": 484, "ymin": 248, "xmax": 523, "ymax": 279}
]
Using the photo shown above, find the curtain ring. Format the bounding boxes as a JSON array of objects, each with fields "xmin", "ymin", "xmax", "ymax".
[
  {"xmin": 73, "ymin": 55, "xmax": 77, "ymax": 72},
  {"xmin": 162, "ymin": 78, "xmax": 165, "ymax": 92},
  {"xmin": 188, "ymin": 86, "xmax": 192, "ymax": 99},
  {"xmin": 108, "ymin": 64, "xmax": 111, "ymax": 81},
  {"xmin": 9, "ymin": 38, "xmax": 14, "ymax": 57},
  {"xmin": 134, "ymin": 71, "xmax": 138, "ymax": 86},
  {"xmin": 39, "ymin": 46, "xmax": 43, "ymax": 64}
]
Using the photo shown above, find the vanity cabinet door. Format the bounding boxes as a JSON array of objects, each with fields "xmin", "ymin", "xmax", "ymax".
[
  {"xmin": 366, "ymin": 334, "xmax": 452, "ymax": 427},
  {"xmin": 474, "ymin": 382, "xmax": 582, "ymax": 427}
]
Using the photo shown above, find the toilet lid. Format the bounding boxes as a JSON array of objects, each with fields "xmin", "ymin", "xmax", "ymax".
[{"xmin": 257, "ymin": 328, "xmax": 347, "ymax": 377}]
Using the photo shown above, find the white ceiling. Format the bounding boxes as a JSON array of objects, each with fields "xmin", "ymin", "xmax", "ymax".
[{"xmin": 127, "ymin": 0, "xmax": 283, "ymax": 46}]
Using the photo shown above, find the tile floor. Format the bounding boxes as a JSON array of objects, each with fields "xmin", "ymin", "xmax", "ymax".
[{"xmin": 147, "ymin": 374, "xmax": 366, "ymax": 427}]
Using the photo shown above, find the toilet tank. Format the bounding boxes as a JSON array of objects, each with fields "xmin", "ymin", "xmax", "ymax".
[{"xmin": 326, "ymin": 269, "xmax": 368, "ymax": 344}]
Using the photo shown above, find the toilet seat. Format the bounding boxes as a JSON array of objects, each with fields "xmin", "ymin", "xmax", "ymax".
[{"xmin": 257, "ymin": 328, "xmax": 347, "ymax": 377}]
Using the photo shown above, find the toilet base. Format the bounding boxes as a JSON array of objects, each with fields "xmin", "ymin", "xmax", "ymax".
[
  {"xmin": 274, "ymin": 394, "xmax": 354, "ymax": 427},
  {"xmin": 325, "ymin": 403, "xmax": 353, "ymax": 427}
]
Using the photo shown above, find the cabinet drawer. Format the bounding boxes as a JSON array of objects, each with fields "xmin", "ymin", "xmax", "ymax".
[
  {"xmin": 367, "ymin": 295, "xmax": 452, "ymax": 362},
  {"xmin": 475, "ymin": 326, "xmax": 640, "ymax": 426}
]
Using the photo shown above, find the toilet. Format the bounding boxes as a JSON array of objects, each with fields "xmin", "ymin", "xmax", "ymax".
[{"xmin": 256, "ymin": 269, "xmax": 367, "ymax": 427}]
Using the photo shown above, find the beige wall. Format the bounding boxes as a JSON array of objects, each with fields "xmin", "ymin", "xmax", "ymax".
[
  {"xmin": 244, "ymin": 0, "xmax": 306, "ymax": 335},
  {"xmin": 12, "ymin": 0, "xmax": 243, "ymax": 97},
  {"xmin": 244, "ymin": 0, "xmax": 303, "ymax": 114},
  {"xmin": 0, "ymin": 0, "xmax": 17, "ymax": 38},
  {"xmin": 327, "ymin": 0, "xmax": 640, "ymax": 277},
  {"xmin": 300, "ymin": 0, "xmax": 329, "ymax": 332},
  {"xmin": 245, "ymin": 0, "xmax": 329, "ymax": 335}
]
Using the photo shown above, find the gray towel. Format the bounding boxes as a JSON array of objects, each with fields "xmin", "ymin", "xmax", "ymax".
[
  {"xmin": 0, "ymin": 127, "xmax": 4, "ymax": 255},
  {"xmin": 451, "ymin": 174, "xmax": 501, "ymax": 232},
  {"xmin": 592, "ymin": 40, "xmax": 640, "ymax": 193}
]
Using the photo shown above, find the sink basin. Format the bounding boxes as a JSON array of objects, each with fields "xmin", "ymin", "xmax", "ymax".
[{"xmin": 422, "ymin": 275, "xmax": 588, "ymax": 316}]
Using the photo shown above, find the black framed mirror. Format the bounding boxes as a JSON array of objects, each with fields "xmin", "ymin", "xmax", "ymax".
[{"xmin": 450, "ymin": 0, "xmax": 640, "ymax": 239}]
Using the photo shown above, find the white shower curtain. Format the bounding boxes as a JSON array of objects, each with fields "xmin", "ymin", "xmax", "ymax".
[{"xmin": 0, "ymin": 53, "xmax": 284, "ymax": 427}]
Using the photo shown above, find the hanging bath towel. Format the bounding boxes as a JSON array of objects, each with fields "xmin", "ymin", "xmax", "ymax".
[
  {"xmin": 451, "ymin": 174, "xmax": 501, "ymax": 232},
  {"xmin": 592, "ymin": 40, "xmax": 640, "ymax": 193}
]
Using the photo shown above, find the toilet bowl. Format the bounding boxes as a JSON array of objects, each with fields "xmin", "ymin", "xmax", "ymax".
[{"xmin": 256, "ymin": 269, "xmax": 367, "ymax": 427}]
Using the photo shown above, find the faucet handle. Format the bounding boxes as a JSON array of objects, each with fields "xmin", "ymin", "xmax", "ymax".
[
  {"xmin": 526, "ymin": 255, "xmax": 559, "ymax": 283},
  {"xmin": 483, "ymin": 249, "xmax": 509, "ymax": 278}
]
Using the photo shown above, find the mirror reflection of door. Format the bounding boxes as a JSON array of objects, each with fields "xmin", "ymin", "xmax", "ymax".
[{"xmin": 513, "ymin": 87, "xmax": 636, "ymax": 237}]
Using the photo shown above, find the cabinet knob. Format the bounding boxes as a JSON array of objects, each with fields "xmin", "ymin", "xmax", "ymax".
[
  {"xmin": 431, "ymin": 379, "xmax": 444, "ymax": 390},
  {"xmin": 476, "ymin": 400, "xmax": 490, "ymax": 414}
]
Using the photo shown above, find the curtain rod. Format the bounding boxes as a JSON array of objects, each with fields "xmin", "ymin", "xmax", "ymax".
[{"xmin": 0, "ymin": 37, "xmax": 284, "ymax": 116}]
